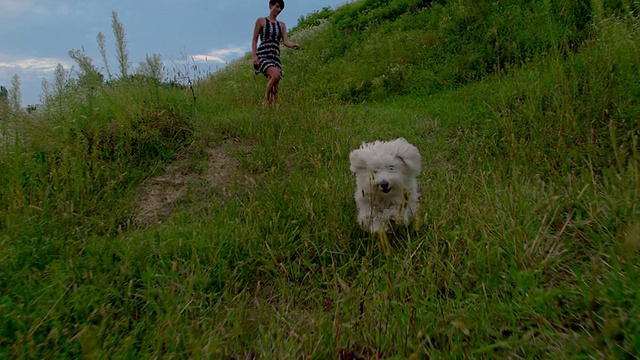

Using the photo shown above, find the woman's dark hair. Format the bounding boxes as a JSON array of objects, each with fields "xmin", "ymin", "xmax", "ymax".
[{"xmin": 270, "ymin": 0, "xmax": 285, "ymax": 10}]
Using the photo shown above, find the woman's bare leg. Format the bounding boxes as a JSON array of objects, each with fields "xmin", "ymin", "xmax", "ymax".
[{"xmin": 265, "ymin": 67, "xmax": 281, "ymax": 106}]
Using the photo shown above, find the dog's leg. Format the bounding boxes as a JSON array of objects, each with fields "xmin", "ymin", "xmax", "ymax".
[
  {"xmin": 358, "ymin": 209, "xmax": 383, "ymax": 233},
  {"xmin": 367, "ymin": 217, "xmax": 383, "ymax": 233}
]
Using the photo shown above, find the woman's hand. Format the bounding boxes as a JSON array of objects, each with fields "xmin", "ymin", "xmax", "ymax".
[{"xmin": 285, "ymin": 42, "xmax": 300, "ymax": 50}]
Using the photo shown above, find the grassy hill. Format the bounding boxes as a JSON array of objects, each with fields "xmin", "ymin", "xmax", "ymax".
[{"xmin": 1, "ymin": 0, "xmax": 639, "ymax": 357}]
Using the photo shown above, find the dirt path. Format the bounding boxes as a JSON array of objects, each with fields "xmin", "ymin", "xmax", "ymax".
[{"xmin": 133, "ymin": 140, "xmax": 250, "ymax": 225}]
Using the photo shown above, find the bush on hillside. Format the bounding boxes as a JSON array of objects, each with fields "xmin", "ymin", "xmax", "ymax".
[{"xmin": 292, "ymin": 0, "xmax": 640, "ymax": 103}]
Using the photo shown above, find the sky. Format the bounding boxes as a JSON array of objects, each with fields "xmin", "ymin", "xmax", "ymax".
[{"xmin": 0, "ymin": 0, "xmax": 349, "ymax": 106}]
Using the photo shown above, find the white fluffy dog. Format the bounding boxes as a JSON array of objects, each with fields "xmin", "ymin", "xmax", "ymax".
[{"xmin": 349, "ymin": 138, "xmax": 421, "ymax": 233}]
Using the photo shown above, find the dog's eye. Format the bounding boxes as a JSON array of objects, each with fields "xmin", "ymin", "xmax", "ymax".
[{"xmin": 389, "ymin": 165, "xmax": 395, "ymax": 171}]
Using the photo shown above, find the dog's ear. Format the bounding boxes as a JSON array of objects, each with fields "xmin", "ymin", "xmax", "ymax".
[
  {"xmin": 349, "ymin": 149, "xmax": 368, "ymax": 173},
  {"xmin": 393, "ymin": 138, "xmax": 421, "ymax": 176}
]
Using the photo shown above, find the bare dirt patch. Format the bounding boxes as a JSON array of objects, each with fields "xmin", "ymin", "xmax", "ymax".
[{"xmin": 133, "ymin": 140, "xmax": 250, "ymax": 225}]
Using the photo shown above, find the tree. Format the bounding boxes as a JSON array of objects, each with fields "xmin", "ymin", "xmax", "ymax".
[
  {"xmin": 97, "ymin": 32, "xmax": 113, "ymax": 81},
  {"xmin": 0, "ymin": 76, "xmax": 23, "ymax": 118},
  {"xmin": 9, "ymin": 74, "xmax": 22, "ymax": 111},
  {"xmin": 68, "ymin": 49, "xmax": 103, "ymax": 88},
  {"xmin": 112, "ymin": 11, "xmax": 130, "ymax": 79},
  {"xmin": 0, "ymin": 85, "xmax": 7, "ymax": 120},
  {"xmin": 42, "ymin": 64, "xmax": 72, "ymax": 104},
  {"xmin": 136, "ymin": 54, "xmax": 164, "ymax": 83}
]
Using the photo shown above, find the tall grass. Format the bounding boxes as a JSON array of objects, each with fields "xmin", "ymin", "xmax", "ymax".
[{"xmin": 1, "ymin": 1, "xmax": 639, "ymax": 358}]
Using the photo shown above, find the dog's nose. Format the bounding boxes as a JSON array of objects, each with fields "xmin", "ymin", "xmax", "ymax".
[{"xmin": 380, "ymin": 180, "xmax": 390, "ymax": 193}]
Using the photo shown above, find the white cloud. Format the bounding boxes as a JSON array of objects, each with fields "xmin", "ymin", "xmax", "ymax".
[
  {"xmin": 0, "ymin": 54, "xmax": 70, "ymax": 77},
  {"xmin": 0, "ymin": 54, "xmax": 74, "ymax": 105},
  {"xmin": 0, "ymin": 0, "xmax": 89, "ymax": 18},
  {"xmin": 0, "ymin": 0, "xmax": 44, "ymax": 14},
  {"xmin": 159, "ymin": 0, "xmax": 196, "ymax": 4},
  {"xmin": 191, "ymin": 46, "xmax": 247, "ymax": 64}
]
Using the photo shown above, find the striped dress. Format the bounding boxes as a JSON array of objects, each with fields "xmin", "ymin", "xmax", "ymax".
[{"xmin": 255, "ymin": 18, "xmax": 283, "ymax": 77}]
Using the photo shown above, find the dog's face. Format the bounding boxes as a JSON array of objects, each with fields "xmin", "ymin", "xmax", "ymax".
[
  {"xmin": 354, "ymin": 154, "xmax": 409, "ymax": 195},
  {"xmin": 349, "ymin": 138, "xmax": 421, "ymax": 197}
]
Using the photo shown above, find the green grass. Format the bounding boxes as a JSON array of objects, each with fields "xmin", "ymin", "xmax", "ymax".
[{"xmin": 1, "ymin": 0, "xmax": 640, "ymax": 358}]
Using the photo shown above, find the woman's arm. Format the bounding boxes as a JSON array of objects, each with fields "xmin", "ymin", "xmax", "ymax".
[
  {"xmin": 252, "ymin": 18, "xmax": 264, "ymax": 66},
  {"xmin": 280, "ymin": 22, "xmax": 300, "ymax": 50}
]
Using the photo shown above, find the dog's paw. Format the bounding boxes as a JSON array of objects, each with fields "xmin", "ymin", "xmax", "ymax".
[
  {"xmin": 368, "ymin": 222, "xmax": 383, "ymax": 234},
  {"xmin": 358, "ymin": 215, "xmax": 383, "ymax": 233}
]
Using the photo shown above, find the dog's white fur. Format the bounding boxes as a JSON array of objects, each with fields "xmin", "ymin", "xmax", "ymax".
[{"xmin": 349, "ymin": 138, "xmax": 421, "ymax": 233}]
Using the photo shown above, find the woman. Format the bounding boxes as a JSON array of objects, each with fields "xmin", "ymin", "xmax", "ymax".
[{"xmin": 252, "ymin": 0, "xmax": 300, "ymax": 106}]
